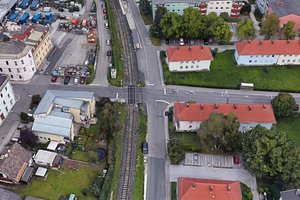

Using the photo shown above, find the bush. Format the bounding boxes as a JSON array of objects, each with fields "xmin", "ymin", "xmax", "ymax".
[
  {"xmin": 241, "ymin": 183, "xmax": 253, "ymax": 200},
  {"xmin": 240, "ymin": 4, "xmax": 251, "ymax": 15},
  {"xmin": 151, "ymin": 37, "xmax": 161, "ymax": 46},
  {"xmin": 30, "ymin": 95, "xmax": 41, "ymax": 109},
  {"xmin": 168, "ymin": 139, "xmax": 185, "ymax": 164},
  {"xmin": 89, "ymin": 175, "xmax": 104, "ymax": 197},
  {"xmin": 220, "ymin": 12, "xmax": 230, "ymax": 21},
  {"xmin": 81, "ymin": 188, "xmax": 88, "ymax": 196},
  {"xmin": 20, "ymin": 112, "xmax": 29, "ymax": 123}
]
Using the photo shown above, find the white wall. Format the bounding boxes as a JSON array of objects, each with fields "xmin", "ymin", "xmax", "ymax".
[
  {"xmin": 168, "ymin": 60, "xmax": 211, "ymax": 72},
  {"xmin": 0, "ymin": 50, "xmax": 37, "ymax": 81},
  {"xmin": 234, "ymin": 50, "xmax": 280, "ymax": 66},
  {"xmin": 207, "ymin": 0, "xmax": 233, "ymax": 16},
  {"xmin": 0, "ymin": 79, "xmax": 16, "ymax": 126},
  {"xmin": 277, "ymin": 54, "xmax": 300, "ymax": 65}
]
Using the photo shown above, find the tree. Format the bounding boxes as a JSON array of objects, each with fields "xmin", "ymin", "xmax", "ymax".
[
  {"xmin": 154, "ymin": 6, "xmax": 167, "ymax": 22},
  {"xmin": 282, "ymin": 21, "xmax": 296, "ymax": 40},
  {"xmin": 167, "ymin": 139, "xmax": 185, "ymax": 164},
  {"xmin": 260, "ymin": 14, "xmax": 280, "ymax": 39},
  {"xmin": 30, "ymin": 94, "xmax": 41, "ymax": 109},
  {"xmin": 88, "ymin": 151, "xmax": 99, "ymax": 164},
  {"xmin": 89, "ymin": 175, "xmax": 104, "ymax": 197},
  {"xmin": 139, "ymin": 0, "xmax": 151, "ymax": 15},
  {"xmin": 242, "ymin": 126, "xmax": 300, "ymax": 188},
  {"xmin": 160, "ymin": 12, "xmax": 183, "ymax": 38},
  {"xmin": 150, "ymin": 7, "xmax": 167, "ymax": 39},
  {"xmin": 240, "ymin": 3, "xmax": 251, "ymax": 15},
  {"xmin": 211, "ymin": 18, "xmax": 232, "ymax": 44},
  {"xmin": 19, "ymin": 128, "xmax": 38, "ymax": 147},
  {"xmin": 271, "ymin": 93, "xmax": 296, "ymax": 118},
  {"xmin": 237, "ymin": 19, "xmax": 256, "ymax": 40},
  {"xmin": 20, "ymin": 112, "xmax": 29, "ymax": 123},
  {"xmin": 182, "ymin": 7, "xmax": 204, "ymax": 38},
  {"xmin": 197, "ymin": 113, "xmax": 240, "ymax": 152}
]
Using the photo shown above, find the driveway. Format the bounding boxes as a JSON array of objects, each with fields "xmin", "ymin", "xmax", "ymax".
[{"xmin": 170, "ymin": 164, "xmax": 259, "ymax": 200}]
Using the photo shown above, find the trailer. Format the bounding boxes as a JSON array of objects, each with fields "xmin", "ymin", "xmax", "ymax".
[
  {"xmin": 9, "ymin": 12, "xmax": 19, "ymax": 22},
  {"xmin": 30, "ymin": 0, "xmax": 40, "ymax": 10},
  {"xmin": 32, "ymin": 13, "xmax": 42, "ymax": 23},
  {"xmin": 19, "ymin": 0, "xmax": 29, "ymax": 9},
  {"xmin": 19, "ymin": 13, "xmax": 30, "ymax": 24}
]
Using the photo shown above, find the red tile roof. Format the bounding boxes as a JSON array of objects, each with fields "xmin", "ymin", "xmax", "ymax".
[
  {"xmin": 279, "ymin": 14, "xmax": 300, "ymax": 32},
  {"xmin": 174, "ymin": 102, "xmax": 276, "ymax": 123},
  {"xmin": 235, "ymin": 40, "xmax": 300, "ymax": 55},
  {"xmin": 166, "ymin": 46, "xmax": 213, "ymax": 62},
  {"xmin": 178, "ymin": 177, "xmax": 242, "ymax": 200}
]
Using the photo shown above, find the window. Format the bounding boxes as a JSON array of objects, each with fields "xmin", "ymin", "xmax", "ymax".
[
  {"xmin": 0, "ymin": 68, "xmax": 2, "ymax": 72},
  {"xmin": 21, "ymin": 60, "xmax": 24, "ymax": 64},
  {"xmin": 272, "ymin": 55, "xmax": 275, "ymax": 57},
  {"xmin": 5, "ymin": 107, "xmax": 8, "ymax": 112},
  {"xmin": 32, "ymin": 67, "xmax": 35, "ymax": 71},
  {"xmin": 216, "ymin": 7, "xmax": 218, "ymax": 9},
  {"xmin": 8, "ymin": 68, "xmax": 11, "ymax": 72},
  {"xmin": 23, "ymin": 67, "xmax": 26, "ymax": 72},
  {"xmin": 185, "ymin": 66, "xmax": 188, "ymax": 69},
  {"xmin": 17, "ymin": 68, "xmax": 20, "ymax": 73},
  {"xmin": 180, "ymin": 66, "xmax": 183, "ymax": 69},
  {"xmin": 221, "ymin": 7, "xmax": 223, "ymax": 9},
  {"xmin": 288, "ymin": 60, "xmax": 290, "ymax": 62},
  {"xmin": 226, "ymin": 7, "xmax": 229, "ymax": 9},
  {"xmin": 254, "ymin": 60, "xmax": 257, "ymax": 63},
  {"xmin": 282, "ymin": 60, "xmax": 285, "ymax": 62},
  {"xmin": 196, "ymin": 65, "xmax": 199, "ymax": 68},
  {"xmin": 249, "ymin": 60, "xmax": 252, "ymax": 63},
  {"xmin": 10, "ymin": 75, "xmax": 13, "ymax": 78},
  {"xmin": 19, "ymin": 75, "xmax": 22, "ymax": 79},
  {"xmin": 7, "ymin": 94, "xmax": 10, "ymax": 98},
  {"xmin": 3, "ymin": 100, "xmax": 5, "ymax": 105},
  {"xmin": 293, "ymin": 60, "xmax": 296, "ymax": 62},
  {"xmin": 0, "ymin": 93, "xmax": 2, "ymax": 98},
  {"xmin": 5, "ymin": 87, "xmax": 7, "ymax": 91},
  {"xmin": 28, "ymin": 53, "xmax": 31, "ymax": 58},
  {"xmin": 14, "ymin": 61, "xmax": 17, "ymax": 66},
  {"xmin": 6, "ymin": 61, "xmax": 8, "ymax": 65},
  {"xmin": 191, "ymin": 66, "xmax": 194, "ymax": 68},
  {"xmin": 10, "ymin": 99, "xmax": 13, "ymax": 105}
]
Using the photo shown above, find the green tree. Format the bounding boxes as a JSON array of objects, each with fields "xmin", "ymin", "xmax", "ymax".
[
  {"xmin": 150, "ymin": 7, "xmax": 167, "ymax": 39},
  {"xmin": 197, "ymin": 113, "xmax": 240, "ymax": 152},
  {"xmin": 160, "ymin": 12, "xmax": 183, "ymax": 38},
  {"xmin": 154, "ymin": 6, "xmax": 167, "ymax": 22},
  {"xmin": 168, "ymin": 139, "xmax": 185, "ymax": 164},
  {"xmin": 282, "ymin": 21, "xmax": 296, "ymax": 40},
  {"xmin": 211, "ymin": 18, "xmax": 232, "ymax": 43},
  {"xmin": 139, "ymin": 0, "xmax": 151, "ymax": 15},
  {"xmin": 260, "ymin": 13, "xmax": 280, "ymax": 39},
  {"xmin": 237, "ymin": 19, "xmax": 256, "ymax": 40},
  {"xmin": 182, "ymin": 7, "xmax": 204, "ymax": 38},
  {"xmin": 88, "ymin": 151, "xmax": 99, "ymax": 164},
  {"xmin": 89, "ymin": 175, "xmax": 104, "ymax": 197},
  {"xmin": 203, "ymin": 12, "xmax": 218, "ymax": 39},
  {"xmin": 271, "ymin": 93, "xmax": 296, "ymax": 118},
  {"xmin": 20, "ymin": 112, "xmax": 29, "ymax": 123},
  {"xmin": 240, "ymin": 3, "xmax": 251, "ymax": 15}
]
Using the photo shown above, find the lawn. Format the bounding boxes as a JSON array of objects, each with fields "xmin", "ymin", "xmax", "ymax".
[
  {"xmin": 107, "ymin": 0, "xmax": 125, "ymax": 86},
  {"xmin": 171, "ymin": 182, "xmax": 177, "ymax": 200},
  {"xmin": 133, "ymin": 105, "xmax": 147, "ymax": 200},
  {"xmin": 274, "ymin": 117, "xmax": 300, "ymax": 146},
  {"xmin": 163, "ymin": 50, "xmax": 300, "ymax": 92},
  {"xmin": 16, "ymin": 163, "xmax": 102, "ymax": 200}
]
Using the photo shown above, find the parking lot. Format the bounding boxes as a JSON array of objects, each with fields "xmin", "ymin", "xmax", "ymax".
[{"xmin": 184, "ymin": 153, "xmax": 241, "ymax": 168}]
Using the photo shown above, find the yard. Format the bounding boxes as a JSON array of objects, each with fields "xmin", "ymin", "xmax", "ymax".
[
  {"xmin": 16, "ymin": 162, "xmax": 103, "ymax": 200},
  {"xmin": 163, "ymin": 50, "xmax": 300, "ymax": 92},
  {"xmin": 275, "ymin": 117, "xmax": 300, "ymax": 146}
]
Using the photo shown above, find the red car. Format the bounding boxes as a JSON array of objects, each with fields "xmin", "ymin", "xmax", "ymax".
[
  {"xmin": 233, "ymin": 155, "xmax": 240, "ymax": 164},
  {"xmin": 103, "ymin": 9, "xmax": 107, "ymax": 14},
  {"xmin": 51, "ymin": 76, "xmax": 57, "ymax": 82}
]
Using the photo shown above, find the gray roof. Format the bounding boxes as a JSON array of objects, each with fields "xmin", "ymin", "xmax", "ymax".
[
  {"xmin": 0, "ymin": 74, "xmax": 7, "ymax": 87},
  {"xmin": 269, "ymin": 0, "xmax": 300, "ymax": 17},
  {"xmin": 153, "ymin": 0, "xmax": 240, "ymax": 5},
  {"xmin": 32, "ymin": 115, "xmax": 72, "ymax": 138},
  {"xmin": 34, "ymin": 90, "xmax": 94, "ymax": 115},
  {"xmin": 54, "ymin": 98, "xmax": 83, "ymax": 109},
  {"xmin": 21, "ymin": 166, "xmax": 34, "ymax": 183},
  {"xmin": 49, "ymin": 110, "xmax": 72, "ymax": 119},
  {"xmin": 281, "ymin": 189, "xmax": 300, "ymax": 200},
  {"xmin": 0, "ymin": 188, "xmax": 21, "ymax": 200},
  {"xmin": 0, "ymin": 40, "xmax": 27, "ymax": 54}
]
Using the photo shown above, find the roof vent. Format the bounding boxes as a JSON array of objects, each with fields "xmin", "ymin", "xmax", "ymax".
[
  {"xmin": 227, "ymin": 184, "xmax": 231, "ymax": 192},
  {"xmin": 233, "ymin": 104, "xmax": 237, "ymax": 110},
  {"xmin": 214, "ymin": 104, "xmax": 218, "ymax": 109},
  {"xmin": 287, "ymin": 40, "xmax": 290, "ymax": 45},
  {"xmin": 259, "ymin": 40, "xmax": 263, "ymax": 45},
  {"xmin": 186, "ymin": 103, "xmax": 190, "ymax": 108},
  {"xmin": 262, "ymin": 104, "xmax": 266, "ymax": 110},
  {"xmin": 209, "ymin": 185, "xmax": 214, "ymax": 192},
  {"xmin": 248, "ymin": 105, "xmax": 252, "ymax": 111},
  {"xmin": 192, "ymin": 183, "xmax": 196, "ymax": 189},
  {"xmin": 200, "ymin": 104, "xmax": 204, "ymax": 110},
  {"xmin": 189, "ymin": 46, "xmax": 192, "ymax": 51},
  {"xmin": 271, "ymin": 40, "xmax": 274, "ymax": 45}
]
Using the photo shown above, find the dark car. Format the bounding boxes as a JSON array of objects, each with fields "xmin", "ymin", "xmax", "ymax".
[
  {"xmin": 80, "ymin": 76, "xmax": 86, "ymax": 84},
  {"xmin": 107, "ymin": 50, "xmax": 112, "ymax": 56},
  {"xmin": 51, "ymin": 76, "xmax": 57, "ymax": 82},
  {"xmin": 64, "ymin": 76, "xmax": 71, "ymax": 85},
  {"xmin": 142, "ymin": 142, "xmax": 148, "ymax": 154},
  {"xmin": 233, "ymin": 155, "xmax": 240, "ymax": 164}
]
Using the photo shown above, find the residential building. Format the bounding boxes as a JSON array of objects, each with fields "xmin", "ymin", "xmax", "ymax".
[
  {"xmin": 34, "ymin": 150, "xmax": 57, "ymax": 167},
  {"xmin": 166, "ymin": 46, "xmax": 213, "ymax": 72},
  {"xmin": 0, "ymin": 74, "xmax": 16, "ymax": 127},
  {"xmin": 0, "ymin": 188, "xmax": 21, "ymax": 200},
  {"xmin": 280, "ymin": 189, "xmax": 300, "ymax": 200},
  {"xmin": 0, "ymin": 143, "xmax": 32, "ymax": 184},
  {"xmin": 256, "ymin": 0, "xmax": 269, "ymax": 14},
  {"xmin": 32, "ymin": 90, "xmax": 96, "ymax": 143},
  {"xmin": 173, "ymin": 102, "xmax": 276, "ymax": 132},
  {"xmin": 234, "ymin": 40, "xmax": 300, "ymax": 66},
  {"xmin": 152, "ymin": 0, "xmax": 245, "ymax": 19},
  {"xmin": 177, "ymin": 177, "xmax": 242, "ymax": 200},
  {"xmin": 0, "ymin": 39, "xmax": 36, "ymax": 81}
]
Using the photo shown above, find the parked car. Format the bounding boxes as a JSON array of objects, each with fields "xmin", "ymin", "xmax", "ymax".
[
  {"xmin": 64, "ymin": 76, "xmax": 71, "ymax": 85},
  {"xmin": 179, "ymin": 38, "xmax": 184, "ymax": 46},
  {"xmin": 51, "ymin": 76, "xmax": 57, "ymax": 82},
  {"xmin": 107, "ymin": 50, "xmax": 112, "ymax": 56},
  {"xmin": 104, "ymin": 22, "xmax": 109, "ymax": 29},
  {"xmin": 74, "ymin": 76, "xmax": 79, "ymax": 85},
  {"xmin": 233, "ymin": 155, "xmax": 240, "ymax": 164},
  {"xmin": 142, "ymin": 142, "xmax": 148, "ymax": 154},
  {"xmin": 106, "ymin": 39, "xmax": 111, "ymax": 45},
  {"xmin": 80, "ymin": 76, "xmax": 86, "ymax": 84},
  {"xmin": 103, "ymin": 15, "xmax": 107, "ymax": 20}
]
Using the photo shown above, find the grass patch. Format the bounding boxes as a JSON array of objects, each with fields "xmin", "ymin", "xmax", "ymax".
[
  {"xmin": 107, "ymin": 0, "xmax": 125, "ymax": 87},
  {"xmin": 141, "ymin": 13, "xmax": 153, "ymax": 25},
  {"xmin": 274, "ymin": 117, "xmax": 300, "ymax": 146},
  {"xmin": 16, "ymin": 163, "xmax": 102, "ymax": 200},
  {"xmin": 163, "ymin": 50, "xmax": 300, "ymax": 92},
  {"xmin": 171, "ymin": 182, "xmax": 177, "ymax": 200},
  {"xmin": 86, "ymin": 64, "xmax": 96, "ymax": 84},
  {"xmin": 133, "ymin": 105, "xmax": 147, "ymax": 200}
]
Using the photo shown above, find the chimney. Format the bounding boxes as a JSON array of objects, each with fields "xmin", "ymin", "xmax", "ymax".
[
  {"xmin": 186, "ymin": 103, "xmax": 190, "ymax": 108},
  {"xmin": 262, "ymin": 104, "xmax": 266, "ymax": 110},
  {"xmin": 259, "ymin": 40, "xmax": 263, "ymax": 45},
  {"xmin": 214, "ymin": 104, "xmax": 218, "ymax": 109},
  {"xmin": 287, "ymin": 40, "xmax": 290, "ymax": 45},
  {"xmin": 192, "ymin": 183, "xmax": 196, "ymax": 189},
  {"xmin": 227, "ymin": 184, "xmax": 231, "ymax": 192},
  {"xmin": 209, "ymin": 185, "xmax": 214, "ymax": 192},
  {"xmin": 271, "ymin": 40, "xmax": 274, "ymax": 45},
  {"xmin": 189, "ymin": 46, "xmax": 192, "ymax": 51},
  {"xmin": 233, "ymin": 104, "xmax": 237, "ymax": 110},
  {"xmin": 247, "ymin": 40, "xmax": 250, "ymax": 44},
  {"xmin": 201, "ymin": 46, "xmax": 203, "ymax": 49},
  {"xmin": 200, "ymin": 104, "xmax": 204, "ymax": 110},
  {"xmin": 248, "ymin": 105, "xmax": 252, "ymax": 111}
]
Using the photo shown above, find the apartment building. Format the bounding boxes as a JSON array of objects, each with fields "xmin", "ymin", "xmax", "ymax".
[
  {"xmin": 235, "ymin": 40, "xmax": 300, "ymax": 66},
  {"xmin": 0, "ymin": 75, "xmax": 15, "ymax": 127},
  {"xmin": 152, "ymin": 0, "xmax": 244, "ymax": 18}
]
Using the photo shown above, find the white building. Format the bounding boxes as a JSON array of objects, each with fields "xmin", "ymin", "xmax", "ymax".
[
  {"xmin": 235, "ymin": 40, "xmax": 300, "ymax": 66},
  {"xmin": 0, "ymin": 39, "xmax": 37, "ymax": 81},
  {"xmin": 0, "ymin": 74, "xmax": 16, "ymax": 126},
  {"xmin": 173, "ymin": 102, "xmax": 276, "ymax": 132},
  {"xmin": 34, "ymin": 150, "xmax": 57, "ymax": 167},
  {"xmin": 166, "ymin": 46, "xmax": 213, "ymax": 72}
]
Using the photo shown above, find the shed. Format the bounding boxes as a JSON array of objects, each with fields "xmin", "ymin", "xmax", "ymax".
[
  {"xmin": 0, "ymin": 188, "xmax": 21, "ymax": 200},
  {"xmin": 20, "ymin": 166, "xmax": 34, "ymax": 184},
  {"xmin": 35, "ymin": 167, "xmax": 47, "ymax": 177},
  {"xmin": 47, "ymin": 141, "xmax": 59, "ymax": 151},
  {"xmin": 34, "ymin": 150, "xmax": 57, "ymax": 167}
]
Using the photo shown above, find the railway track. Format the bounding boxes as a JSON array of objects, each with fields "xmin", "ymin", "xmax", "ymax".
[{"xmin": 109, "ymin": 0, "xmax": 138, "ymax": 199}]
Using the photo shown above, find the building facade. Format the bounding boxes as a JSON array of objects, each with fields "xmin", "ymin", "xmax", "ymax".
[
  {"xmin": 152, "ymin": 0, "xmax": 244, "ymax": 18},
  {"xmin": 0, "ymin": 74, "xmax": 16, "ymax": 126},
  {"xmin": 173, "ymin": 102, "xmax": 276, "ymax": 132},
  {"xmin": 0, "ymin": 40, "xmax": 37, "ymax": 81},
  {"xmin": 235, "ymin": 40, "xmax": 300, "ymax": 66},
  {"xmin": 166, "ymin": 46, "xmax": 213, "ymax": 72}
]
